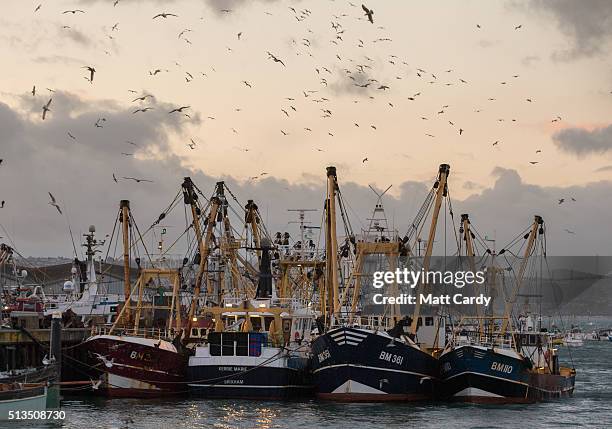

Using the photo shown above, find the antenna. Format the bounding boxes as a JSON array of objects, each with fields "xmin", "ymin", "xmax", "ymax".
[
  {"xmin": 287, "ymin": 209, "xmax": 318, "ymax": 255},
  {"xmin": 365, "ymin": 184, "xmax": 394, "ymax": 239}
]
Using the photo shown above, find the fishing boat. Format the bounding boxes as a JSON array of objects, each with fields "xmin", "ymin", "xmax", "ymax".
[
  {"xmin": 310, "ymin": 165, "xmax": 451, "ymax": 401},
  {"xmin": 0, "ymin": 383, "xmax": 47, "ymax": 420},
  {"xmin": 187, "ymin": 187, "xmax": 317, "ymax": 399},
  {"xmin": 439, "ymin": 215, "xmax": 576, "ymax": 403},
  {"xmin": 78, "ymin": 198, "xmax": 189, "ymax": 397},
  {"xmin": 187, "ymin": 295, "xmax": 315, "ymax": 399}
]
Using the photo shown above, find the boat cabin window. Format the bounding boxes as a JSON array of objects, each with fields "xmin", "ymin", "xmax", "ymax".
[
  {"xmin": 264, "ymin": 316, "xmax": 275, "ymax": 331},
  {"xmin": 209, "ymin": 332, "xmax": 267, "ymax": 357},
  {"xmin": 251, "ymin": 316, "xmax": 263, "ymax": 332},
  {"xmin": 191, "ymin": 328, "xmax": 199, "ymax": 337},
  {"xmin": 425, "ymin": 317, "xmax": 434, "ymax": 326},
  {"xmin": 417, "ymin": 317, "xmax": 423, "ymax": 327}
]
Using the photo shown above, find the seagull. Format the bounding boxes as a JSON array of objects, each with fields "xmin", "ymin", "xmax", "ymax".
[
  {"xmin": 63, "ymin": 9, "xmax": 85, "ymax": 14},
  {"xmin": 132, "ymin": 94, "xmax": 154, "ymax": 102},
  {"xmin": 112, "ymin": 173, "xmax": 118, "ymax": 183},
  {"xmin": 459, "ymin": 128, "xmax": 464, "ymax": 135},
  {"xmin": 48, "ymin": 192, "xmax": 62, "ymax": 214},
  {"xmin": 362, "ymin": 4, "xmax": 374, "ymax": 23},
  {"xmin": 535, "ymin": 149, "xmax": 542, "ymax": 153},
  {"xmin": 177, "ymin": 29, "xmax": 192, "ymax": 39},
  {"xmin": 564, "ymin": 229, "xmax": 575, "ymax": 234},
  {"xmin": 0, "ymin": 201, "xmax": 4, "ymax": 208},
  {"xmin": 266, "ymin": 51, "xmax": 285, "ymax": 67},
  {"xmin": 237, "ymin": 32, "xmax": 243, "ymax": 40},
  {"xmin": 152, "ymin": 13, "xmax": 178, "ymax": 19},
  {"xmin": 92, "ymin": 353, "xmax": 114, "ymax": 368},
  {"xmin": 83, "ymin": 66, "xmax": 96, "ymax": 83},
  {"xmin": 169, "ymin": 106, "xmax": 190, "ymax": 113},
  {"xmin": 242, "ymin": 80, "xmax": 252, "ymax": 88},
  {"xmin": 280, "ymin": 130, "xmax": 288, "ymax": 136},
  {"xmin": 529, "ymin": 161, "xmax": 539, "ymax": 165},
  {"xmin": 34, "ymin": 4, "xmax": 42, "ymax": 12},
  {"xmin": 362, "ymin": 157, "xmax": 368, "ymax": 163},
  {"xmin": 31, "ymin": 85, "xmax": 36, "ymax": 96},
  {"xmin": 133, "ymin": 107, "xmax": 154, "ymax": 114},
  {"xmin": 42, "ymin": 98, "xmax": 52, "ymax": 120},
  {"xmin": 558, "ymin": 198, "xmax": 565, "ymax": 204},
  {"xmin": 492, "ymin": 141, "xmax": 499, "ymax": 146},
  {"xmin": 67, "ymin": 132, "xmax": 76, "ymax": 140},
  {"xmin": 514, "ymin": 24, "xmax": 522, "ymax": 30},
  {"xmin": 123, "ymin": 177, "xmax": 154, "ymax": 183}
]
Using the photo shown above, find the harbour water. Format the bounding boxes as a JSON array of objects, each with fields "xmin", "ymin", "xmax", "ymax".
[{"xmin": 3, "ymin": 340, "xmax": 610, "ymax": 429}]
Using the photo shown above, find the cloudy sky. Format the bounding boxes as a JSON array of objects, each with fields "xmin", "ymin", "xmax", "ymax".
[{"xmin": 0, "ymin": 0, "xmax": 611, "ymax": 257}]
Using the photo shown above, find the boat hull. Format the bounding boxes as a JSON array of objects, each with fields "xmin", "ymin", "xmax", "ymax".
[
  {"xmin": 310, "ymin": 327, "xmax": 438, "ymax": 402},
  {"xmin": 0, "ymin": 385, "xmax": 47, "ymax": 420},
  {"xmin": 81, "ymin": 335, "xmax": 187, "ymax": 398},
  {"xmin": 188, "ymin": 358, "xmax": 312, "ymax": 399},
  {"xmin": 439, "ymin": 345, "xmax": 575, "ymax": 403}
]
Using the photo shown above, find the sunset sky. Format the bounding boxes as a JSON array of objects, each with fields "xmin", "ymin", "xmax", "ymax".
[{"xmin": 1, "ymin": 0, "xmax": 611, "ymax": 256}]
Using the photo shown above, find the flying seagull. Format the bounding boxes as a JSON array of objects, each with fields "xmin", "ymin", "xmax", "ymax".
[
  {"xmin": 152, "ymin": 13, "xmax": 178, "ymax": 19},
  {"xmin": 169, "ymin": 106, "xmax": 190, "ymax": 113},
  {"xmin": 63, "ymin": 9, "xmax": 85, "ymax": 14},
  {"xmin": 123, "ymin": 177, "xmax": 154, "ymax": 183},
  {"xmin": 362, "ymin": 157, "xmax": 368, "ymax": 163},
  {"xmin": 48, "ymin": 192, "xmax": 62, "ymax": 214},
  {"xmin": 132, "ymin": 94, "xmax": 153, "ymax": 102},
  {"xmin": 362, "ymin": 4, "xmax": 374, "ymax": 23},
  {"xmin": 113, "ymin": 173, "xmax": 118, "ymax": 183},
  {"xmin": 83, "ymin": 66, "xmax": 96, "ymax": 83},
  {"xmin": 133, "ymin": 107, "xmax": 154, "ymax": 114},
  {"xmin": 266, "ymin": 51, "xmax": 285, "ymax": 67},
  {"xmin": 42, "ymin": 98, "xmax": 52, "ymax": 120}
]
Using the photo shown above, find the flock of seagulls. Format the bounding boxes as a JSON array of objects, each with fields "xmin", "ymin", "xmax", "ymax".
[{"xmin": 3, "ymin": 1, "xmax": 603, "ymax": 235}]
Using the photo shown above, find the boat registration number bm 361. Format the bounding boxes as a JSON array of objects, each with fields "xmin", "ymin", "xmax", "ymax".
[{"xmin": 379, "ymin": 351, "xmax": 404, "ymax": 365}]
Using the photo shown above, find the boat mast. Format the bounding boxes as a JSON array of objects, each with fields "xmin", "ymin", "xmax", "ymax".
[
  {"xmin": 410, "ymin": 163, "xmax": 450, "ymax": 336},
  {"xmin": 120, "ymin": 200, "xmax": 131, "ymax": 326},
  {"xmin": 461, "ymin": 213, "xmax": 484, "ymax": 335},
  {"xmin": 500, "ymin": 215, "xmax": 543, "ymax": 335},
  {"xmin": 245, "ymin": 199, "xmax": 262, "ymax": 261},
  {"xmin": 183, "ymin": 177, "xmax": 220, "ymax": 341},
  {"xmin": 325, "ymin": 166, "xmax": 340, "ymax": 322}
]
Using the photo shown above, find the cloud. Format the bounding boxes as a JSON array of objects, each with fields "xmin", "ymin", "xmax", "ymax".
[
  {"xmin": 1, "ymin": 96, "xmax": 611, "ymax": 257},
  {"xmin": 62, "ymin": 28, "xmax": 94, "ymax": 47},
  {"xmin": 524, "ymin": 0, "xmax": 612, "ymax": 60},
  {"xmin": 477, "ymin": 39, "xmax": 502, "ymax": 49},
  {"xmin": 553, "ymin": 124, "xmax": 612, "ymax": 157},
  {"xmin": 520, "ymin": 55, "xmax": 540, "ymax": 67},
  {"xmin": 33, "ymin": 55, "xmax": 85, "ymax": 66}
]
